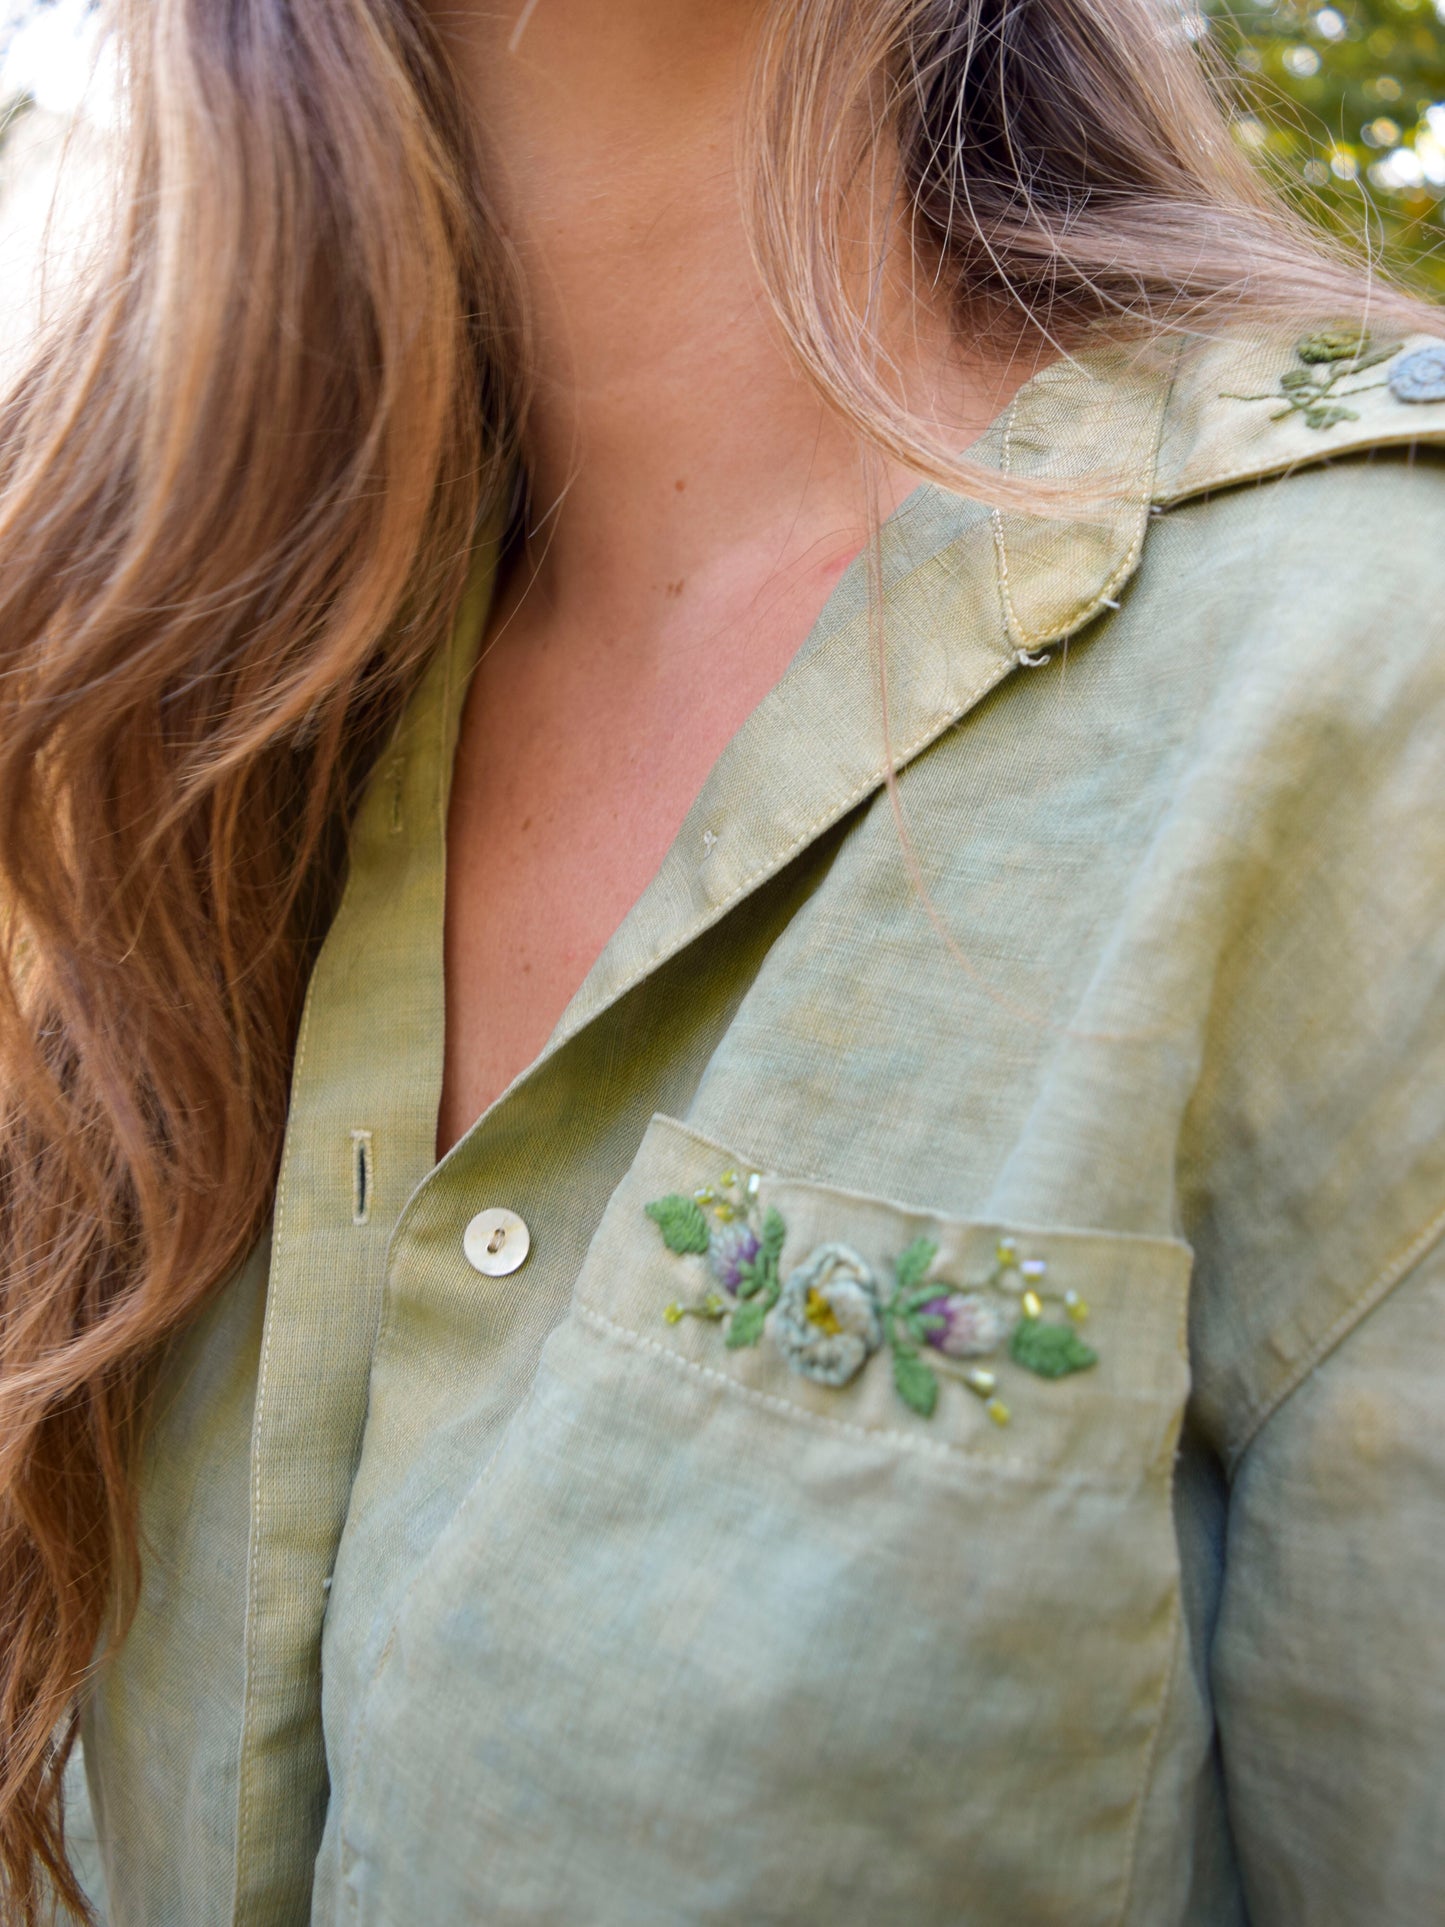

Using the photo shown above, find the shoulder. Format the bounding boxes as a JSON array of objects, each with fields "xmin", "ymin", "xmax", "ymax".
[
  {"xmin": 1113, "ymin": 336, "xmax": 1445, "ymax": 1463},
  {"xmin": 1153, "ymin": 326, "xmax": 1445, "ymax": 655},
  {"xmin": 984, "ymin": 321, "xmax": 1445, "ymax": 663}
]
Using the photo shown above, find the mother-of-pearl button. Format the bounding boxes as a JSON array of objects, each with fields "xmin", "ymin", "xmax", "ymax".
[{"xmin": 463, "ymin": 1207, "xmax": 530, "ymax": 1277}]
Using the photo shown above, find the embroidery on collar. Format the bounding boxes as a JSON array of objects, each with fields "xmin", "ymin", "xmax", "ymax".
[
  {"xmin": 1388, "ymin": 341, "xmax": 1445, "ymax": 405},
  {"xmin": 645, "ymin": 1170, "xmax": 1097, "ymax": 1426},
  {"xmin": 1221, "ymin": 330, "xmax": 1405, "ymax": 431}
]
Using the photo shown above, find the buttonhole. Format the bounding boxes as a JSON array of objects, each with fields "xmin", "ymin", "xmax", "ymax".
[{"xmin": 351, "ymin": 1129, "xmax": 374, "ymax": 1226}]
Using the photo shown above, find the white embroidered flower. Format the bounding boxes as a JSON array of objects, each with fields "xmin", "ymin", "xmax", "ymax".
[{"xmin": 773, "ymin": 1244, "xmax": 882, "ymax": 1388}]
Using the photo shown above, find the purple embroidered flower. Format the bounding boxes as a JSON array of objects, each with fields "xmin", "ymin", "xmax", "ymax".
[
  {"xmin": 916, "ymin": 1291, "xmax": 1015, "ymax": 1358},
  {"xmin": 708, "ymin": 1218, "xmax": 761, "ymax": 1293}
]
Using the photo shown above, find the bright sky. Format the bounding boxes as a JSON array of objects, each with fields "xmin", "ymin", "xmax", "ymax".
[{"xmin": 1, "ymin": 0, "xmax": 112, "ymax": 122}]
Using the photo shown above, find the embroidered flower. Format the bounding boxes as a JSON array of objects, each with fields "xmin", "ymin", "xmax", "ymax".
[
  {"xmin": 644, "ymin": 1180, "xmax": 1099, "ymax": 1425},
  {"xmin": 708, "ymin": 1218, "xmax": 760, "ymax": 1293},
  {"xmin": 1388, "ymin": 342, "xmax": 1445, "ymax": 405},
  {"xmin": 773, "ymin": 1244, "xmax": 882, "ymax": 1387},
  {"xmin": 915, "ymin": 1290, "xmax": 1016, "ymax": 1357}
]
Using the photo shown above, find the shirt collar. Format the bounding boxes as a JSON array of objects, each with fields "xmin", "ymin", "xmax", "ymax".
[
  {"xmin": 446, "ymin": 316, "xmax": 1444, "ymax": 1139},
  {"xmin": 534, "ymin": 335, "xmax": 1181, "ymax": 1054}
]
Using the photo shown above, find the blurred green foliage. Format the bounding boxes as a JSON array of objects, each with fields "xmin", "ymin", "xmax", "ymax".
[{"xmin": 1205, "ymin": 0, "xmax": 1445, "ymax": 295}]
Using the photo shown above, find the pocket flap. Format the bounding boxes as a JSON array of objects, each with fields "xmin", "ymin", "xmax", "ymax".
[{"xmin": 573, "ymin": 1112, "xmax": 1192, "ymax": 1481}]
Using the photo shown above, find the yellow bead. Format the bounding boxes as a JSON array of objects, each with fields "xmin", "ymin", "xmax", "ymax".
[
  {"xmin": 720, "ymin": 1168, "xmax": 738, "ymax": 1187},
  {"xmin": 1066, "ymin": 1293, "xmax": 1090, "ymax": 1323},
  {"xmin": 693, "ymin": 1186, "xmax": 716, "ymax": 1204},
  {"xmin": 714, "ymin": 1202, "xmax": 735, "ymax": 1221},
  {"xmin": 1020, "ymin": 1258, "xmax": 1048, "ymax": 1282},
  {"xmin": 965, "ymin": 1368, "xmax": 997, "ymax": 1396},
  {"xmin": 987, "ymin": 1399, "xmax": 1011, "ymax": 1427},
  {"xmin": 664, "ymin": 1302, "xmax": 685, "ymax": 1325},
  {"xmin": 996, "ymin": 1237, "xmax": 1018, "ymax": 1265},
  {"xmin": 1022, "ymin": 1290, "xmax": 1043, "ymax": 1320}
]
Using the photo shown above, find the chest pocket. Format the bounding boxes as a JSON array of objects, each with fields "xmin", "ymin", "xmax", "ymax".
[{"xmin": 338, "ymin": 1113, "xmax": 1191, "ymax": 1927}]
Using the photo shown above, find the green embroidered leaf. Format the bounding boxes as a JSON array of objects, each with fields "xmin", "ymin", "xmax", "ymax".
[
  {"xmin": 644, "ymin": 1194, "xmax": 710, "ymax": 1256},
  {"xmin": 759, "ymin": 1207, "xmax": 786, "ymax": 1266},
  {"xmin": 891, "ymin": 1346, "xmax": 939, "ymax": 1418},
  {"xmin": 725, "ymin": 1299, "xmax": 768, "ymax": 1349},
  {"xmin": 733, "ymin": 1207, "xmax": 787, "ymax": 1299},
  {"xmin": 1304, "ymin": 403, "xmax": 1358, "ymax": 431},
  {"xmin": 901, "ymin": 1282, "xmax": 947, "ymax": 1314},
  {"xmin": 894, "ymin": 1237, "xmax": 938, "ymax": 1293},
  {"xmin": 734, "ymin": 1258, "xmax": 764, "ymax": 1300},
  {"xmin": 1009, "ymin": 1318, "xmax": 1098, "ymax": 1380}
]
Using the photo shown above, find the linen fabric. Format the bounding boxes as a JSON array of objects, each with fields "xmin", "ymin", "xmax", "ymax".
[{"xmin": 74, "ymin": 329, "xmax": 1445, "ymax": 1925}]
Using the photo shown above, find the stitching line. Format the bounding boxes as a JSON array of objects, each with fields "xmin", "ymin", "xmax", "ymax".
[
  {"xmin": 992, "ymin": 341, "xmax": 1182, "ymax": 652},
  {"xmin": 1227, "ymin": 1194, "xmax": 1445, "ymax": 1474},
  {"xmin": 574, "ymin": 1298, "xmax": 1149, "ymax": 1493},
  {"xmin": 990, "ymin": 396, "xmax": 1024, "ymax": 645},
  {"xmin": 231, "ymin": 965, "xmax": 321, "ymax": 1924},
  {"xmin": 364, "ymin": 612, "xmax": 479, "ymax": 1368}
]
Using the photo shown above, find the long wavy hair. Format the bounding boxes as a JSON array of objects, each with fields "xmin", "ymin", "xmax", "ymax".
[{"xmin": 0, "ymin": 0, "xmax": 1428, "ymax": 1915}]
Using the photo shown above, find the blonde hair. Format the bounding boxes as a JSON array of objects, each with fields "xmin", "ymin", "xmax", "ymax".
[{"xmin": 0, "ymin": 0, "xmax": 1428, "ymax": 1915}]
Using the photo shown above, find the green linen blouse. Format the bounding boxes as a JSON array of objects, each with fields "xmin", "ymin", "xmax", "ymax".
[{"xmin": 70, "ymin": 328, "xmax": 1445, "ymax": 1925}]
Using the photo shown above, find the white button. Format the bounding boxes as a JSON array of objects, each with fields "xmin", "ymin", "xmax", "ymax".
[{"xmin": 463, "ymin": 1207, "xmax": 530, "ymax": 1277}]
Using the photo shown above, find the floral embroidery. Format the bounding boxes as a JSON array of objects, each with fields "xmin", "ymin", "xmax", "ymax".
[
  {"xmin": 1388, "ymin": 342, "xmax": 1445, "ymax": 405},
  {"xmin": 914, "ymin": 1289, "xmax": 1016, "ymax": 1357},
  {"xmin": 708, "ymin": 1217, "xmax": 762, "ymax": 1290},
  {"xmin": 646, "ymin": 1170, "xmax": 1098, "ymax": 1426},
  {"xmin": 1222, "ymin": 330, "xmax": 1403, "ymax": 431},
  {"xmin": 773, "ymin": 1244, "xmax": 883, "ymax": 1387}
]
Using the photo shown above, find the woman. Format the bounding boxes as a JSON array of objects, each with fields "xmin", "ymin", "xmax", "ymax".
[{"xmin": 2, "ymin": 0, "xmax": 1443, "ymax": 1920}]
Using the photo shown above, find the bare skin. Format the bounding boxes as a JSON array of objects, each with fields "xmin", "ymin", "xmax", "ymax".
[{"xmin": 433, "ymin": 0, "xmax": 1039, "ymax": 1153}]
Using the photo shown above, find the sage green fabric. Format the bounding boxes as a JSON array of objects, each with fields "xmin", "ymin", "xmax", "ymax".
[{"xmin": 74, "ymin": 329, "xmax": 1445, "ymax": 1926}]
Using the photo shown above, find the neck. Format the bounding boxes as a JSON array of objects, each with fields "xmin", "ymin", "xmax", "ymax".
[{"xmin": 440, "ymin": 0, "xmax": 1032, "ymax": 627}]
